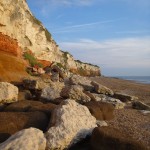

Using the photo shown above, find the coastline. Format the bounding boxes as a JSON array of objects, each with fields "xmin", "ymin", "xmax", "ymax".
[
  {"xmin": 90, "ymin": 76, "xmax": 150, "ymax": 149},
  {"xmin": 111, "ymin": 76, "xmax": 150, "ymax": 84},
  {"xmin": 91, "ymin": 76, "xmax": 150, "ymax": 104}
]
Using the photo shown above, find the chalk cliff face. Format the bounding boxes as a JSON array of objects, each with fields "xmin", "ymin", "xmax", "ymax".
[{"xmin": 0, "ymin": 0, "xmax": 101, "ymax": 76}]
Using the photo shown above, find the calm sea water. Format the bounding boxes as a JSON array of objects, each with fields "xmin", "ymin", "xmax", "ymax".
[{"xmin": 114, "ymin": 76, "xmax": 150, "ymax": 84}]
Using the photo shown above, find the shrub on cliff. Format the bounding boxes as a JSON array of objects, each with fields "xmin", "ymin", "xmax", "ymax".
[{"xmin": 23, "ymin": 52, "xmax": 43, "ymax": 68}]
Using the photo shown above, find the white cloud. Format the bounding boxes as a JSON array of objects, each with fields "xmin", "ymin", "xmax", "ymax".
[
  {"xmin": 59, "ymin": 37, "xmax": 150, "ymax": 69},
  {"xmin": 116, "ymin": 30, "xmax": 150, "ymax": 35},
  {"xmin": 52, "ymin": 19, "xmax": 123, "ymax": 33},
  {"xmin": 38, "ymin": 0, "xmax": 96, "ymax": 7},
  {"xmin": 50, "ymin": 0, "xmax": 95, "ymax": 6}
]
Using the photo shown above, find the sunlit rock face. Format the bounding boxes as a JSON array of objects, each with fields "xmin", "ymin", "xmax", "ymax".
[
  {"xmin": 0, "ymin": 0, "xmax": 101, "ymax": 76},
  {"xmin": 0, "ymin": 32, "xmax": 28, "ymax": 82}
]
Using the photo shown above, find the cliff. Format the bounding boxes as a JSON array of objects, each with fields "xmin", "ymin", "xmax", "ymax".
[
  {"xmin": 0, "ymin": 0, "xmax": 101, "ymax": 76},
  {"xmin": 0, "ymin": 33, "xmax": 28, "ymax": 82}
]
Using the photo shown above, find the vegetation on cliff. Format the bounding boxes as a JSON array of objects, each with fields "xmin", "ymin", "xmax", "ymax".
[{"xmin": 23, "ymin": 52, "xmax": 43, "ymax": 68}]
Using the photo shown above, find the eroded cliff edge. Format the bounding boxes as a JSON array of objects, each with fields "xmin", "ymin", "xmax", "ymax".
[{"xmin": 0, "ymin": 0, "xmax": 101, "ymax": 77}]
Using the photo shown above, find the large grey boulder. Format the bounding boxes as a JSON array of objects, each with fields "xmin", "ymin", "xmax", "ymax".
[
  {"xmin": 23, "ymin": 77, "xmax": 52, "ymax": 90},
  {"xmin": 103, "ymin": 96, "xmax": 125, "ymax": 109},
  {"xmin": 91, "ymin": 81, "xmax": 114, "ymax": 96},
  {"xmin": 69, "ymin": 75, "xmax": 94, "ymax": 91},
  {"xmin": 51, "ymin": 72, "xmax": 59, "ymax": 82},
  {"xmin": 46, "ymin": 99, "xmax": 97, "ymax": 150},
  {"xmin": 85, "ymin": 93, "xmax": 125, "ymax": 109},
  {"xmin": 51, "ymin": 64, "xmax": 67, "ymax": 80},
  {"xmin": 60, "ymin": 85, "xmax": 91, "ymax": 103},
  {"xmin": 0, "ymin": 82, "xmax": 18, "ymax": 104},
  {"xmin": 41, "ymin": 82, "xmax": 64, "ymax": 102},
  {"xmin": 0, "ymin": 128, "xmax": 46, "ymax": 150}
]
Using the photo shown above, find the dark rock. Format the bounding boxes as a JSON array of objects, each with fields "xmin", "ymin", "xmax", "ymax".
[
  {"xmin": 132, "ymin": 101, "xmax": 150, "ymax": 111},
  {"xmin": 4, "ymin": 100, "xmax": 43, "ymax": 112},
  {"xmin": 51, "ymin": 64, "xmax": 66, "ymax": 80},
  {"xmin": 3, "ymin": 100, "xmax": 57, "ymax": 115},
  {"xmin": 29, "ymin": 102, "xmax": 57, "ymax": 115},
  {"xmin": 84, "ymin": 101, "xmax": 114, "ymax": 120},
  {"xmin": 114, "ymin": 92, "xmax": 138, "ymax": 102},
  {"xmin": 69, "ymin": 136, "xmax": 91, "ymax": 150},
  {"xmin": 51, "ymin": 72, "xmax": 59, "ymax": 82},
  {"xmin": 18, "ymin": 90, "xmax": 32, "ymax": 101},
  {"xmin": 0, "ymin": 111, "xmax": 49, "ymax": 143},
  {"xmin": 90, "ymin": 127, "xmax": 147, "ymax": 150}
]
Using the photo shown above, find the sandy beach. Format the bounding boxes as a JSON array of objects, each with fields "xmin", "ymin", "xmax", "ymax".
[{"xmin": 91, "ymin": 76, "xmax": 150, "ymax": 149}]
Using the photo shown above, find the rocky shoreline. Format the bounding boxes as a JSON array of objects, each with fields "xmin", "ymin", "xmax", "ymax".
[
  {"xmin": 0, "ymin": 70, "xmax": 149, "ymax": 150},
  {"xmin": 0, "ymin": 0, "xmax": 149, "ymax": 149}
]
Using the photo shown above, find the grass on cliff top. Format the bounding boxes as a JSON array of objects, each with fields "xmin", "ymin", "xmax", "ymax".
[{"xmin": 75, "ymin": 60, "xmax": 99, "ymax": 68}]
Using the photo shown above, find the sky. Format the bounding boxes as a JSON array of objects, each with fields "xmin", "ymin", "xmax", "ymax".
[{"xmin": 26, "ymin": 0, "xmax": 150, "ymax": 76}]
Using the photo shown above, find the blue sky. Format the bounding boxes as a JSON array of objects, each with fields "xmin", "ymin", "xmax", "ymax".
[{"xmin": 27, "ymin": 0, "xmax": 150, "ymax": 76}]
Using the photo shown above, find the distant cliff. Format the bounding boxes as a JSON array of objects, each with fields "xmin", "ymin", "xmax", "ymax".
[{"xmin": 0, "ymin": 0, "xmax": 101, "ymax": 76}]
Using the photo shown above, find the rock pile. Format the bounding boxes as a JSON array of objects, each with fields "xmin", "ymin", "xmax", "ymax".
[{"xmin": 0, "ymin": 70, "xmax": 148, "ymax": 150}]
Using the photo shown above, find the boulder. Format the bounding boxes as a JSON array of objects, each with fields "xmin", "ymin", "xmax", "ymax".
[
  {"xmin": 3, "ymin": 100, "xmax": 57, "ymax": 115},
  {"xmin": 103, "ymin": 96, "xmax": 125, "ymax": 109},
  {"xmin": 85, "ymin": 93, "xmax": 125, "ymax": 109},
  {"xmin": 84, "ymin": 101, "xmax": 114, "ymax": 120},
  {"xmin": 29, "ymin": 103, "xmax": 57, "ymax": 115},
  {"xmin": 91, "ymin": 81, "xmax": 114, "ymax": 96},
  {"xmin": 132, "ymin": 101, "xmax": 150, "ymax": 111},
  {"xmin": 4, "ymin": 100, "xmax": 43, "ymax": 112},
  {"xmin": 0, "ymin": 104, "xmax": 6, "ymax": 111},
  {"xmin": 51, "ymin": 71, "xmax": 59, "ymax": 82},
  {"xmin": 91, "ymin": 127, "xmax": 147, "ymax": 150},
  {"xmin": 0, "ymin": 128, "xmax": 46, "ymax": 150},
  {"xmin": 68, "ymin": 137, "xmax": 91, "ymax": 150},
  {"xmin": 96, "ymin": 94, "xmax": 125, "ymax": 109},
  {"xmin": 46, "ymin": 99, "xmax": 97, "ymax": 150},
  {"xmin": 114, "ymin": 92, "xmax": 138, "ymax": 102},
  {"xmin": 84, "ymin": 91, "xmax": 96, "ymax": 101},
  {"xmin": 69, "ymin": 75, "xmax": 94, "ymax": 91},
  {"xmin": 41, "ymin": 82, "xmax": 64, "ymax": 102},
  {"xmin": 0, "ymin": 111, "xmax": 49, "ymax": 142},
  {"xmin": 51, "ymin": 64, "xmax": 67, "ymax": 79},
  {"xmin": 60, "ymin": 85, "xmax": 91, "ymax": 103},
  {"xmin": 0, "ymin": 82, "xmax": 18, "ymax": 104},
  {"xmin": 18, "ymin": 90, "xmax": 32, "ymax": 101},
  {"xmin": 23, "ymin": 78, "xmax": 52, "ymax": 90}
]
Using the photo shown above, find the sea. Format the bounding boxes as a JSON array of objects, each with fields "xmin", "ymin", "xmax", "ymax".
[{"xmin": 113, "ymin": 76, "xmax": 150, "ymax": 84}]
